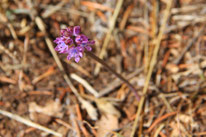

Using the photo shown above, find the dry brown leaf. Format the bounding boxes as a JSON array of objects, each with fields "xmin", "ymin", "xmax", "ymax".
[
  {"xmin": 200, "ymin": 60, "xmax": 206, "ymax": 68},
  {"xmin": 57, "ymin": 126, "xmax": 68, "ymax": 137},
  {"xmin": 79, "ymin": 98, "xmax": 98, "ymax": 121},
  {"xmin": 96, "ymin": 114, "xmax": 119, "ymax": 137},
  {"xmin": 29, "ymin": 100, "xmax": 63, "ymax": 118},
  {"xmin": 172, "ymin": 62, "xmax": 203, "ymax": 82},
  {"xmin": 170, "ymin": 121, "xmax": 187, "ymax": 137},
  {"xmin": 178, "ymin": 114, "xmax": 192, "ymax": 123},
  {"xmin": 170, "ymin": 48, "xmax": 179, "ymax": 57},
  {"xmin": 166, "ymin": 64, "xmax": 179, "ymax": 73},
  {"xmin": 177, "ymin": 114, "xmax": 198, "ymax": 130},
  {"xmin": 96, "ymin": 99, "xmax": 121, "ymax": 118},
  {"xmin": 94, "ymin": 99, "xmax": 120, "ymax": 137}
]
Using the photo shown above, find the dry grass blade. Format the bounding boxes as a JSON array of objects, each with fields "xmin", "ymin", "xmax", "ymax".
[
  {"xmin": 0, "ymin": 76, "xmax": 16, "ymax": 84},
  {"xmin": 159, "ymin": 93, "xmax": 174, "ymax": 112},
  {"xmin": 119, "ymin": 4, "xmax": 134, "ymax": 30},
  {"xmin": 70, "ymin": 73, "xmax": 99, "ymax": 97},
  {"xmin": 173, "ymin": 26, "xmax": 205, "ymax": 64},
  {"xmin": 55, "ymin": 118, "xmax": 74, "ymax": 130},
  {"xmin": 73, "ymin": 118, "xmax": 81, "ymax": 137},
  {"xmin": 154, "ymin": 124, "xmax": 165, "ymax": 137},
  {"xmin": 97, "ymin": 67, "xmax": 143, "ymax": 97},
  {"xmin": 0, "ymin": 109, "xmax": 62, "ymax": 137},
  {"xmin": 146, "ymin": 111, "xmax": 177, "ymax": 133},
  {"xmin": 171, "ymin": 4, "xmax": 206, "ymax": 14},
  {"xmin": 64, "ymin": 59, "xmax": 91, "ymax": 77},
  {"xmin": 194, "ymin": 131, "xmax": 206, "ymax": 136},
  {"xmin": 32, "ymin": 66, "xmax": 56, "ymax": 84},
  {"xmin": 0, "ymin": 43, "xmax": 16, "ymax": 60},
  {"xmin": 126, "ymin": 25, "xmax": 149, "ymax": 35},
  {"xmin": 42, "ymin": 1, "xmax": 67, "ymax": 18},
  {"xmin": 81, "ymin": 1, "xmax": 114, "ymax": 12},
  {"xmin": 7, "ymin": 23, "xmax": 18, "ymax": 40},
  {"xmin": 94, "ymin": 0, "xmax": 123, "ymax": 75},
  {"xmin": 130, "ymin": 0, "xmax": 173, "ymax": 136}
]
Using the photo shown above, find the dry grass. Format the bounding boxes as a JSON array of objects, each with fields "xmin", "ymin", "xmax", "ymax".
[{"xmin": 0, "ymin": 0, "xmax": 206, "ymax": 136}]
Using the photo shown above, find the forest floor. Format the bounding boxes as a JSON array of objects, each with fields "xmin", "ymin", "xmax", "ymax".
[{"xmin": 0, "ymin": 0, "xmax": 206, "ymax": 137}]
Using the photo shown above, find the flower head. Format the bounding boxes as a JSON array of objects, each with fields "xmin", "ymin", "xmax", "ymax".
[{"xmin": 54, "ymin": 26, "xmax": 95, "ymax": 62}]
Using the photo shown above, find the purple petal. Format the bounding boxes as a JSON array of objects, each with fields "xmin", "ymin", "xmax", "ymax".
[
  {"xmin": 85, "ymin": 46, "xmax": 92, "ymax": 51},
  {"xmin": 64, "ymin": 37, "xmax": 73, "ymax": 45},
  {"xmin": 76, "ymin": 46, "xmax": 84, "ymax": 52},
  {"xmin": 75, "ymin": 34, "xmax": 89, "ymax": 44},
  {"xmin": 54, "ymin": 46, "xmax": 59, "ymax": 51},
  {"xmin": 66, "ymin": 46, "xmax": 84, "ymax": 62},
  {"xmin": 67, "ymin": 55, "xmax": 72, "ymax": 60},
  {"xmin": 66, "ymin": 27, "xmax": 73, "ymax": 36},
  {"xmin": 60, "ymin": 29, "xmax": 67, "ymax": 36},
  {"xmin": 75, "ymin": 35, "xmax": 82, "ymax": 44},
  {"xmin": 88, "ymin": 40, "xmax": 95, "ymax": 45},
  {"xmin": 75, "ymin": 57, "xmax": 80, "ymax": 62},
  {"xmin": 54, "ymin": 37, "xmax": 64, "ymax": 44},
  {"xmin": 73, "ymin": 26, "xmax": 81, "ymax": 36},
  {"xmin": 55, "ymin": 41, "xmax": 69, "ymax": 53},
  {"xmin": 79, "ymin": 52, "xmax": 83, "ymax": 58}
]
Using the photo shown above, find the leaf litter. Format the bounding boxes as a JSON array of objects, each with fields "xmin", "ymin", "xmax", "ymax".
[{"xmin": 0, "ymin": 0, "xmax": 206, "ymax": 137}]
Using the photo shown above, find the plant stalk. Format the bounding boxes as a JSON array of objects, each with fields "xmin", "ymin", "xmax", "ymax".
[{"xmin": 85, "ymin": 51, "xmax": 140, "ymax": 100}]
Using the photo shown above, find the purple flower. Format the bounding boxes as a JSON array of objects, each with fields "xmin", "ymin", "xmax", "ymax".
[
  {"xmin": 54, "ymin": 41, "xmax": 68, "ymax": 53},
  {"xmin": 67, "ymin": 46, "xmax": 84, "ymax": 62},
  {"xmin": 54, "ymin": 26, "xmax": 95, "ymax": 62}
]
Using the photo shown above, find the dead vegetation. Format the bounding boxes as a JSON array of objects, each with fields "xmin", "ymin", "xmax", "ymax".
[{"xmin": 0, "ymin": 0, "xmax": 206, "ymax": 137}]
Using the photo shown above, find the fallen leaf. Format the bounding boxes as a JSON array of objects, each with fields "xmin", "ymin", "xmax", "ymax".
[
  {"xmin": 200, "ymin": 60, "xmax": 206, "ymax": 68},
  {"xmin": 29, "ymin": 100, "xmax": 63, "ymax": 118},
  {"xmin": 79, "ymin": 98, "xmax": 98, "ymax": 121},
  {"xmin": 96, "ymin": 114, "xmax": 119, "ymax": 137},
  {"xmin": 29, "ymin": 112, "xmax": 52, "ymax": 124},
  {"xmin": 96, "ymin": 98, "xmax": 121, "ymax": 118},
  {"xmin": 166, "ymin": 64, "xmax": 179, "ymax": 73}
]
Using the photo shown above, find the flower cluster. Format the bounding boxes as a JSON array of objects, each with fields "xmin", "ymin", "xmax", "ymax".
[{"xmin": 54, "ymin": 26, "xmax": 95, "ymax": 62}]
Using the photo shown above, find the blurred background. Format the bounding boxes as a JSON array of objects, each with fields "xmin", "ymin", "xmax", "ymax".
[{"xmin": 0, "ymin": 0, "xmax": 206, "ymax": 137}]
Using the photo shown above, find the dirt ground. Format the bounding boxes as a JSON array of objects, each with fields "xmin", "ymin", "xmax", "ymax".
[{"xmin": 0, "ymin": 0, "xmax": 206, "ymax": 137}]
